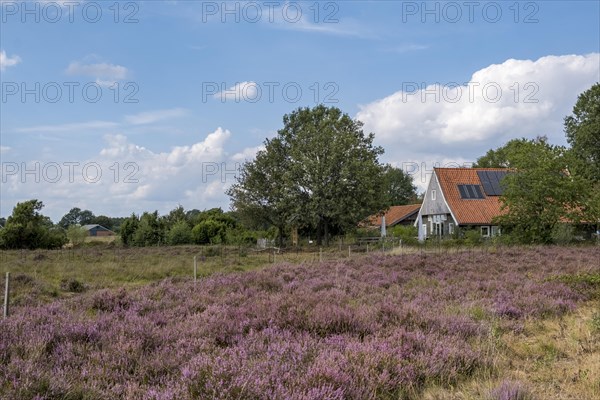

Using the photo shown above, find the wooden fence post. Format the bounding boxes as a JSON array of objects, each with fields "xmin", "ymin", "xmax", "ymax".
[
  {"xmin": 193, "ymin": 256, "xmax": 197, "ymax": 285},
  {"xmin": 3, "ymin": 272, "xmax": 9, "ymax": 319}
]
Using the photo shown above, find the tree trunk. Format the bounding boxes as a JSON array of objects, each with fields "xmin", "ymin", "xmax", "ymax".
[
  {"xmin": 316, "ymin": 219, "xmax": 323, "ymax": 246},
  {"xmin": 324, "ymin": 219, "xmax": 330, "ymax": 246}
]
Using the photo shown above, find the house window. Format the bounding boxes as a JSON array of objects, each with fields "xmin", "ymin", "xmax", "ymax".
[
  {"xmin": 449, "ymin": 223, "xmax": 454, "ymax": 234},
  {"xmin": 431, "ymin": 189, "xmax": 436, "ymax": 201},
  {"xmin": 481, "ymin": 226, "xmax": 490, "ymax": 237},
  {"xmin": 491, "ymin": 226, "xmax": 501, "ymax": 237},
  {"xmin": 422, "ymin": 224, "xmax": 427, "ymax": 237}
]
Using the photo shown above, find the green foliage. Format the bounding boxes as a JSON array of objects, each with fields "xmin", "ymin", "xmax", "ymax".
[
  {"xmin": 564, "ymin": 82, "xmax": 600, "ymax": 183},
  {"xmin": 228, "ymin": 105, "xmax": 386, "ymax": 246},
  {"xmin": 90, "ymin": 215, "xmax": 113, "ymax": 230},
  {"xmin": 167, "ymin": 220, "xmax": 193, "ymax": 245},
  {"xmin": 390, "ymin": 225, "xmax": 419, "ymax": 245},
  {"xmin": 66, "ymin": 225, "xmax": 88, "ymax": 247},
  {"xmin": 132, "ymin": 211, "xmax": 165, "ymax": 246},
  {"xmin": 192, "ymin": 220, "xmax": 228, "ymax": 245},
  {"xmin": 463, "ymin": 229, "xmax": 483, "ymax": 246},
  {"xmin": 58, "ymin": 207, "xmax": 95, "ymax": 229},
  {"xmin": 490, "ymin": 137, "xmax": 584, "ymax": 244},
  {"xmin": 382, "ymin": 165, "xmax": 417, "ymax": 206},
  {"xmin": 551, "ymin": 223, "xmax": 575, "ymax": 245},
  {"xmin": 163, "ymin": 205, "xmax": 187, "ymax": 230},
  {"xmin": 119, "ymin": 214, "xmax": 139, "ymax": 247},
  {"xmin": 0, "ymin": 200, "xmax": 67, "ymax": 249}
]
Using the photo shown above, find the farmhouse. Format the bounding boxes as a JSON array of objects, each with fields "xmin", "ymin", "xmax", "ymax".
[
  {"xmin": 82, "ymin": 224, "xmax": 115, "ymax": 237},
  {"xmin": 416, "ymin": 168, "xmax": 510, "ymax": 241}
]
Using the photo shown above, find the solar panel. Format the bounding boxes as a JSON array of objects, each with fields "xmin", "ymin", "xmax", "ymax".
[
  {"xmin": 477, "ymin": 170, "xmax": 509, "ymax": 196},
  {"xmin": 479, "ymin": 171, "xmax": 494, "ymax": 195},
  {"xmin": 458, "ymin": 184, "xmax": 484, "ymax": 199}
]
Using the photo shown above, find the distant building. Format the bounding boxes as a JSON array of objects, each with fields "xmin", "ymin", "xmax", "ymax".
[{"xmin": 81, "ymin": 224, "xmax": 115, "ymax": 237}]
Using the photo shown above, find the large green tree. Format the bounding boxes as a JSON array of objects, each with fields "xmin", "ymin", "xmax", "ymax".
[
  {"xmin": 382, "ymin": 165, "xmax": 418, "ymax": 206},
  {"xmin": 564, "ymin": 83, "xmax": 600, "ymax": 232},
  {"xmin": 228, "ymin": 105, "xmax": 386, "ymax": 245},
  {"xmin": 491, "ymin": 137, "xmax": 584, "ymax": 243},
  {"xmin": 58, "ymin": 207, "xmax": 95, "ymax": 229},
  {"xmin": 228, "ymin": 137, "xmax": 293, "ymax": 244},
  {"xmin": 0, "ymin": 200, "xmax": 66, "ymax": 249},
  {"xmin": 564, "ymin": 82, "xmax": 600, "ymax": 182}
]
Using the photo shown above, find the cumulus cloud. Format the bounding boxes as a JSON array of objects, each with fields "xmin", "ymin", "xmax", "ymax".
[
  {"xmin": 0, "ymin": 50, "xmax": 21, "ymax": 71},
  {"xmin": 66, "ymin": 60, "xmax": 128, "ymax": 86},
  {"xmin": 215, "ymin": 81, "xmax": 260, "ymax": 102},
  {"xmin": 231, "ymin": 145, "xmax": 264, "ymax": 162},
  {"xmin": 1, "ymin": 127, "xmax": 237, "ymax": 220},
  {"xmin": 357, "ymin": 53, "xmax": 600, "ymax": 164}
]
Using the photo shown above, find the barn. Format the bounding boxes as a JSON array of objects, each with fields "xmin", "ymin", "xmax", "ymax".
[{"xmin": 82, "ymin": 224, "xmax": 115, "ymax": 237}]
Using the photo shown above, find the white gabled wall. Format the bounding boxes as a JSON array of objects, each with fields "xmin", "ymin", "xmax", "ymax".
[{"xmin": 416, "ymin": 170, "xmax": 458, "ymax": 240}]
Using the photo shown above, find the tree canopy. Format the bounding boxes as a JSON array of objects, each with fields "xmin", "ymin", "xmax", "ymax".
[
  {"xmin": 564, "ymin": 82, "xmax": 600, "ymax": 182},
  {"xmin": 382, "ymin": 165, "xmax": 418, "ymax": 206},
  {"xmin": 228, "ymin": 105, "xmax": 386, "ymax": 245},
  {"xmin": 491, "ymin": 137, "xmax": 584, "ymax": 243},
  {"xmin": 0, "ymin": 200, "xmax": 66, "ymax": 249}
]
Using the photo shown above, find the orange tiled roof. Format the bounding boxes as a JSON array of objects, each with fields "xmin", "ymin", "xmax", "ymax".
[
  {"xmin": 435, "ymin": 168, "xmax": 509, "ymax": 225},
  {"xmin": 368, "ymin": 204, "xmax": 421, "ymax": 226}
]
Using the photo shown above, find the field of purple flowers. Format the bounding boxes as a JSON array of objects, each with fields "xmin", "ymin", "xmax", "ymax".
[{"xmin": 1, "ymin": 246, "xmax": 598, "ymax": 399}]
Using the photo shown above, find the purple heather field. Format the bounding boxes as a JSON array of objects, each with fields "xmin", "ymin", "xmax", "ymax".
[{"xmin": 1, "ymin": 246, "xmax": 598, "ymax": 399}]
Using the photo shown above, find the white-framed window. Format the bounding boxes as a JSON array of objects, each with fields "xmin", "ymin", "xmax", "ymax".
[
  {"xmin": 449, "ymin": 223, "xmax": 455, "ymax": 234},
  {"xmin": 491, "ymin": 226, "xmax": 501, "ymax": 237},
  {"xmin": 431, "ymin": 189, "xmax": 436, "ymax": 201},
  {"xmin": 481, "ymin": 226, "xmax": 490, "ymax": 237}
]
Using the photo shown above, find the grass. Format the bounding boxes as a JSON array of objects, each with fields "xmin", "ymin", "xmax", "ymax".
[{"xmin": 1, "ymin": 245, "xmax": 598, "ymax": 399}]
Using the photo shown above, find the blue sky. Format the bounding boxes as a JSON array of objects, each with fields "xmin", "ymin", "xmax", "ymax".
[{"xmin": 1, "ymin": 0, "xmax": 599, "ymax": 221}]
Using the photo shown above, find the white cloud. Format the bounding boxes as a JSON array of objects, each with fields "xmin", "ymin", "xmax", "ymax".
[
  {"xmin": 357, "ymin": 53, "xmax": 600, "ymax": 166},
  {"xmin": 66, "ymin": 61, "xmax": 128, "ymax": 82},
  {"xmin": 1, "ymin": 127, "xmax": 237, "ymax": 220},
  {"xmin": 0, "ymin": 146, "xmax": 11, "ymax": 154},
  {"xmin": 124, "ymin": 108, "xmax": 188, "ymax": 125},
  {"xmin": 16, "ymin": 121, "xmax": 119, "ymax": 133},
  {"xmin": 214, "ymin": 81, "xmax": 259, "ymax": 102},
  {"xmin": 0, "ymin": 50, "xmax": 21, "ymax": 71},
  {"xmin": 232, "ymin": 145, "xmax": 264, "ymax": 162}
]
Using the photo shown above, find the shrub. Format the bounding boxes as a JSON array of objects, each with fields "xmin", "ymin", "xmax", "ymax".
[
  {"xmin": 167, "ymin": 221, "xmax": 193, "ymax": 245},
  {"xmin": 67, "ymin": 225, "xmax": 88, "ymax": 247},
  {"xmin": 60, "ymin": 278, "xmax": 86, "ymax": 293},
  {"xmin": 192, "ymin": 220, "xmax": 228, "ymax": 245},
  {"xmin": 551, "ymin": 223, "xmax": 575, "ymax": 245},
  {"xmin": 464, "ymin": 229, "xmax": 484, "ymax": 245}
]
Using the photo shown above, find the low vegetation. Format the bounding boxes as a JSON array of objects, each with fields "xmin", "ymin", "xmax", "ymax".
[{"xmin": 1, "ymin": 246, "xmax": 598, "ymax": 399}]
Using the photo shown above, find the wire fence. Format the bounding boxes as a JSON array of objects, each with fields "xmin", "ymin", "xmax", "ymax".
[{"xmin": 1, "ymin": 240, "xmax": 596, "ymax": 315}]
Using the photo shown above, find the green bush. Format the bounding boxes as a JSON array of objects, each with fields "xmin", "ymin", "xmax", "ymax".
[
  {"xmin": 67, "ymin": 225, "xmax": 88, "ymax": 247},
  {"xmin": 463, "ymin": 229, "xmax": 483, "ymax": 246},
  {"xmin": 192, "ymin": 220, "xmax": 228, "ymax": 245},
  {"xmin": 551, "ymin": 223, "xmax": 575, "ymax": 245},
  {"xmin": 167, "ymin": 221, "xmax": 193, "ymax": 245},
  {"xmin": 390, "ymin": 225, "xmax": 418, "ymax": 245}
]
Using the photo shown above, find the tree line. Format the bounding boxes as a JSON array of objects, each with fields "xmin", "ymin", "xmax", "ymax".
[{"xmin": 1, "ymin": 83, "xmax": 597, "ymax": 249}]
